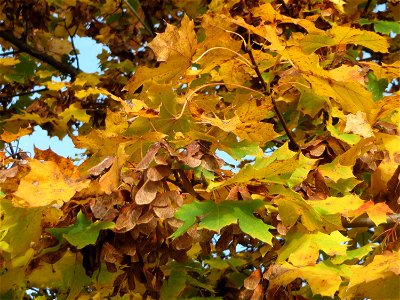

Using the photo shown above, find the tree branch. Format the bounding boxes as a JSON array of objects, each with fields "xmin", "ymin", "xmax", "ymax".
[
  {"xmin": 342, "ymin": 213, "xmax": 400, "ymax": 228},
  {"xmin": 0, "ymin": 87, "xmax": 48, "ymax": 99},
  {"xmin": 246, "ymin": 44, "xmax": 300, "ymax": 151},
  {"xmin": 0, "ymin": 30, "xmax": 81, "ymax": 79}
]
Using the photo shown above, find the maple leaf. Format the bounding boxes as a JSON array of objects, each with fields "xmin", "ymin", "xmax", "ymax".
[{"xmin": 13, "ymin": 159, "xmax": 89, "ymax": 207}]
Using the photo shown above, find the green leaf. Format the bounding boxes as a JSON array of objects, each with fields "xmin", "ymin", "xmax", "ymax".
[
  {"xmin": 27, "ymin": 250, "xmax": 91, "ymax": 299},
  {"xmin": 300, "ymin": 34, "xmax": 336, "ymax": 54},
  {"xmin": 277, "ymin": 224, "xmax": 350, "ymax": 266},
  {"xmin": 48, "ymin": 211, "xmax": 115, "ymax": 249},
  {"xmin": 360, "ymin": 19, "xmax": 400, "ymax": 35},
  {"xmin": 171, "ymin": 201, "xmax": 214, "ymax": 239},
  {"xmin": 330, "ymin": 244, "xmax": 375, "ymax": 264},
  {"xmin": 173, "ymin": 200, "xmax": 274, "ymax": 244},
  {"xmin": 160, "ymin": 269, "xmax": 186, "ymax": 300},
  {"xmin": 367, "ymin": 72, "xmax": 388, "ymax": 101}
]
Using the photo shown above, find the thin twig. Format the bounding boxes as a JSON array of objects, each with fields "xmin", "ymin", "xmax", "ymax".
[
  {"xmin": 64, "ymin": 20, "xmax": 80, "ymax": 70},
  {"xmin": 245, "ymin": 43, "xmax": 300, "ymax": 151},
  {"xmin": 123, "ymin": 0, "xmax": 155, "ymax": 37},
  {"xmin": 0, "ymin": 87, "xmax": 48, "ymax": 99},
  {"xmin": 362, "ymin": 0, "xmax": 373, "ymax": 17}
]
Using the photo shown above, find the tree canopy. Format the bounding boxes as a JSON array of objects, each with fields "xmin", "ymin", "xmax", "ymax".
[{"xmin": 1, "ymin": 0, "xmax": 400, "ymax": 299}]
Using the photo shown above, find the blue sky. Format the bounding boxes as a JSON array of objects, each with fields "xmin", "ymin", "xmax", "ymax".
[{"xmin": 17, "ymin": 37, "xmax": 103, "ymax": 159}]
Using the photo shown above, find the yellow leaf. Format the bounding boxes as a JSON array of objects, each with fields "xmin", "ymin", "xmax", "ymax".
[
  {"xmin": 0, "ymin": 127, "xmax": 32, "ymax": 143},
  {"xmin": 59, "ymin": 103, "xmax": 91, "ymax": 123},
  {"xmin": 340, "ymin": 251, "xmax": 400, "ymax": 299},
  {"xmin": 266, "ymin": 261, "xmax": 345, "ymax": 298},
  {"xmin": 364, "ymin": 61, "xmax": 400, "ymax": 81},
  {"xmin": 348, "ymin": 200, "xmax": 393, "ymax": 226},
  {"xmin": 46, "ymin": 81, "xmax": 68, "ymax": 91},
  {"xmin": 283, "ymin": 48, "xmax": 375, "ymax": 116},
  {"xmin": 200, "ymin": 114, "xmax": 241, "ymax": 132},
  {"xmin": 0, "ymin": 57, "xmax": 20, "ymax": 66},
  {"xmin": 344, "ymin": 111, "xmax": 374, "ymax": 138},
  {"xmin": 149, "ymin": 14, "xmax": 196, "ymax": 63},
  {"xmin": 75, "ymin": 87, "xmax": 102, "ymax": 98},
  {"xmin": 331, "ymin": 25, "xmax": 389, "ymax": 53},
  {"xmin": 13, "ymin": 159, "xmax": 89, "ymax": 207},
  {"xmin": 74, "ymin": 73, "xmax": 101, "ymax": 87},
  {"xmin": 99, "ymin": 143, "xmax": 130, "ymax": 194},
  {"xmin": 234, "ymin": 122, "xmax": 278, "ymax": 144},
  {"xmin": 277, "ymin": 225, "xmax": 350, "ymax": 266},
  {"xmin": 329, "ymin": 0, "xmax": 346, "ymax": 12}
]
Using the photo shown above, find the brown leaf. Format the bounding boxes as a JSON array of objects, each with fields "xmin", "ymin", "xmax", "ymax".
[
  {"xmin": 250, "ymin": 284, "xmax": 264, "ymax": 300},
  {"xmin": 173, "ymin": 234, "xmax": 193, "ymax": 250},
  {"xmin": 90, "ymin": 191, "xmax": 125, "ymax": 221},
  {"xmin": 153, "ymin": 206, "xmax": 175, "ymax": 219},
  {"xmin": 135, "ymin": 180, "xmax": 161, "ymax": 205},
  {"xmin": 147, "ymin": 165, "xmax": 171, "ymax": 181},
  {"xmin": 201, "ymin": 154, "xmax": 221, "ymax": 171},
  {"xmin": 137, "ymin": 209, "xmax": 154, "ymax": 224},
  {"xmin": 227, "ymin": 186, "xmax": 240, "ymax": 200},
  {"xmin": 0, "ymin": 165, "xmax": 18, "ymax": 183},
  {"xmin": 137, "ymin": 143, "xmax": 162, "ymax": 170},
  {"xmin": 101, "ymin": 242, "xmax": 123, "ymax": 264},
  {"xmin": 244, "ymin": 269, "xmax": 262, "ymax": 290},
  {"xmin": 153, "ymin": 190, "xmax": 181, "ymax": 207},
  {"xmin": 87, "ymin": 156, "xmax": 115, "ymax": 176},
  {"xmin": 115, "ymin": 203, "xmax": 143, "ymax": 232}
]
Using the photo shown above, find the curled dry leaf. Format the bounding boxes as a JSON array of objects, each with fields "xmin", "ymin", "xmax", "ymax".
[
  {"xmin": 153, "ymin": 190, "xmax": 180, "ymax": 206},
  {"xmin": 0, "ymin": 165, "xmax": 18, "ymax": 183},
  {"xmin": 244, "ymin": 269, "xmax": 262, "ymax": 290},
  {"xmin": 115, "ymin": 203, "xmax": 143, "ymax": 232},
  {"xmin": 201, "ymin": 154, "xmax": 221, "ymax": 171},
  {"xmin": 87, "ymin": 156, "xmax": 115, "ymax": 176},
  {"xmin": 135, "ymin": 180, "xmax": 162, "ymax": 205},
  {"xmin": 137, "ymin": 143, "xmax": 162, "ymax": 170},
  {"xmin": 90, "ymin": 191, "xmax": 125, "ymax": 221},
  {"xmin": 101, "ymin": 242, "xmax": 123, "ymax": 264},
  {"xmin": 147, "ymin": 165, "xmax": 171, "ymax": 181},
  {"xmin": 153, "ymin": 206, "xmax": 175, "ymax": 219}
]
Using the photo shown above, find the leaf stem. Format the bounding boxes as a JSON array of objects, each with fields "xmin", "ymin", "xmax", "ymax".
[
  {"xmin": 193, "ymin": 46, "xmax": 252, "ymax": 68},
  {"xmin": 245, "ymin": 44, "xmax": 300, "ymax": 151},
  {"xmin": 175, "ymin": 82, "xmax": 264, "ymax": 120}
]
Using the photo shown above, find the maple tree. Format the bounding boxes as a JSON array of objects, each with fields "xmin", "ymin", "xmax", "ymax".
[{"xmin": 1, "ymin": 0, "xmax": 400, "ymax": 299}]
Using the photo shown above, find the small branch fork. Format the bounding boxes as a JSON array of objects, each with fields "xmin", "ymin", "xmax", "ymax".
[{"xmin": 245, "ymin": 43, "xmax": 300, "ymax": 151}]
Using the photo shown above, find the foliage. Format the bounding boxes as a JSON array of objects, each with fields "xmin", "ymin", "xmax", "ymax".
[{"xmin": 1, "ymin": 0, "xmax": 400, "ymax": 299}]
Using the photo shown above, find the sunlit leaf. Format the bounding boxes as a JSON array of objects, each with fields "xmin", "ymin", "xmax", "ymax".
[{"xmin": 48, "ymin": 211, "xmax": 115, "ymax": 249}]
